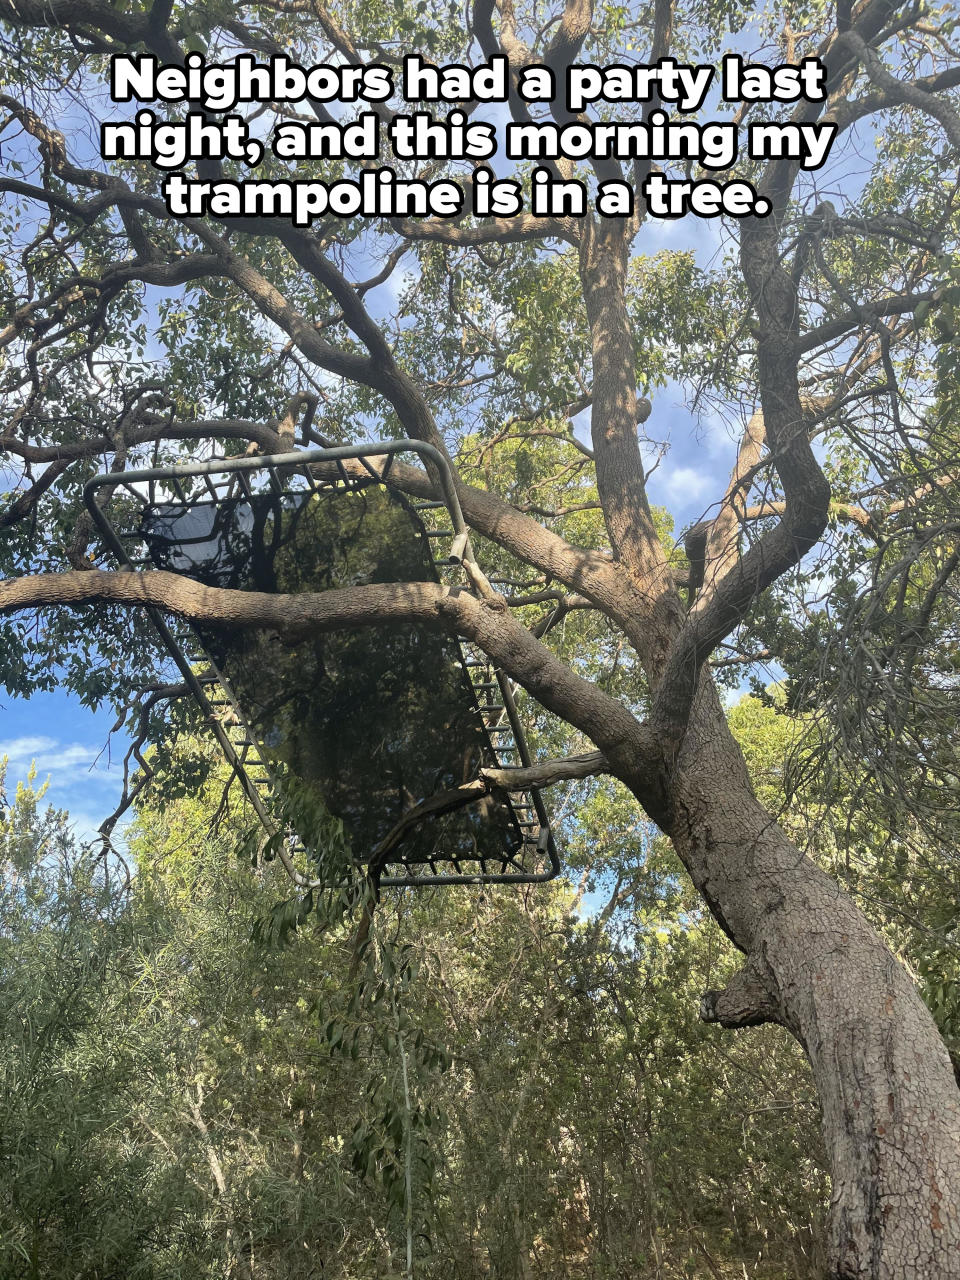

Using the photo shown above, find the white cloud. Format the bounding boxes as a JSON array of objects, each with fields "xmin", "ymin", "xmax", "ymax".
[
  {"xmin": 644, "ymin": 213, "xmax": 682, "ymax": 236},
  {"xmin": 0, "ymin": 735, "xmax": 58, "ymax": 761},
  {"xmin": 697, "ymin": 411, "xmax": 740, "ymax": 459},
  {"xmin": 0, "ymin": 735, "xmax": 112, "ymax": 790},
  {"xmin": 382, "ymin": 265, "xmax": 420, "ymax": 305},
  {"xmin": 643, "ymin": 214, "xmax": 724, "ymax": 264},
  {"xmin": 46, "ymin": 745, "xmax": 101, "ymax": 771},
  {"xmin": 63, "ymin": 809, "xmax": 109, "ymax": 844},
  {"xmin": 1, "ymin": 732, "xmax": 128, "ymax": 853},
  {"xmin": 660, "ymin": 464, "xmax": 711, "ymax": 502}
]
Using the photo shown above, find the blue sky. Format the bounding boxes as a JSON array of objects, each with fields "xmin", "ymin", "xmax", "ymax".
[{"xmin": 0, "ymin": 690, "xmax": 129, "ymax": 845}]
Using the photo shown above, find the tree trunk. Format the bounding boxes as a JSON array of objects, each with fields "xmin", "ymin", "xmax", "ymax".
[{"xmin": 656, "ymin": 681, "xmax": 960, "ymax": 1278}]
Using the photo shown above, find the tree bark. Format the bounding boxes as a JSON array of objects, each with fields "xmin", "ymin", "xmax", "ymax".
[{"xmin": 653, "ymin": 681, "xmax": 960, "ymax": 1279}]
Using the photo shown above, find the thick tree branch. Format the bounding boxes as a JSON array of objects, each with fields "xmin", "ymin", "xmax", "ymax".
[
  {"xmin": 652, "ymin": 219, "xmax": 831, "ymax": 752},
  {"xmin": 698, "ymin": 409, "xmax": 767, "ymax": 597},
  {"xmin": 0, "ymin": 0, "xmax": 147, "ymax": 43},
  {"xmin": 366, "ymin": 750, "xmax": 609, "ymax": 871},
  {"xmin": 0, "ymin": 459, "xmax": 71, "ymax": 529},
  {"xmin": 849, "ymin": 30, "xmax": 960, "ymax": 147},
  {"xmin": 700, "ymin": 957, "xmax": 783, "ymax": 1029},
  {"xmin": 758, "ymin": 0, "xmax": 920, "ymax": 217},
  {"xmin": 799, "ymin": 288, "xmax": 942, "ymax": 353},
  {"xmin": 580, "ymin": 226, "xmax": 685, "ymax": 664},
  {"xmin": 0, "ymin": 418, "xmax": 285, "ymax": 464},
  {"xmin": 314, "ymin": 453, "xmax": 667, "ymax": 653}
]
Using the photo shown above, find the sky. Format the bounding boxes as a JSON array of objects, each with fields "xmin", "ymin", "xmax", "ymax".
[{"xmin": 0, "ymin": 690, "xmax": 129, "ymax": 845}]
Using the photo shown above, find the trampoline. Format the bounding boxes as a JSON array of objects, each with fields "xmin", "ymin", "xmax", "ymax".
[{"xmin": 84, "ymin": 442, "xmax": 559, "ymax": 888}]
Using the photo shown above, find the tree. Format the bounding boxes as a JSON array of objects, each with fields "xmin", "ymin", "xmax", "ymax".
[{"xmin": 1, "ymin": 1, "xmax": 959, "ymax": 1275}]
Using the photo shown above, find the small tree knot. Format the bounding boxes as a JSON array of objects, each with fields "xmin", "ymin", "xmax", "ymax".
[{"xmin": 700, "ymin": 957, "xmax": 781, "ymax": 1029}]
